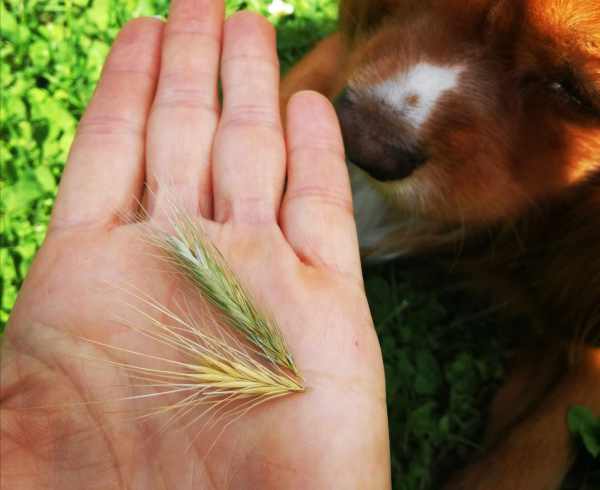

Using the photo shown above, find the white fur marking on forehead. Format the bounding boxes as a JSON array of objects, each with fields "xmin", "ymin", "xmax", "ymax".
[{"xmin": 371, "ymin": 63, "xmax": 464, "ymax": 131}]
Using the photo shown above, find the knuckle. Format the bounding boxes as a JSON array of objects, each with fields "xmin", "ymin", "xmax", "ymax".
[
  {"xmin": 288, "ymin": 187, "xmax": 354, "ymax": 215},
  {"xmin": 101, "ymin": 65, "xmax": 155, "ymax": 84},
  {"xmin": 153, "ymin": 70, "xmax": 220, "ymax": 112},
  {"xmin": 218, "ymin": 196, "xmax": 277, "ymax": 225},
  {"xmin": 154, "ymin": 89, "xmax": 219, "ymax": 113},
  {"xmin": 221, "ymin": 53, "xmax": 279, "ymax": 71},
  {"xmin": 77, "ymin": 114, "xmax": 144, "ymax": 137},
  {"xmin": 222, "ymin": 105, "xmax": 282, "ymax": 133},
  {"xmin": 289, "ymin": 143, "xmax": 345, "ymax": 163},
  {"xmin": 162, "ymin": 27, "xmax": 221, "ymax": 46}
]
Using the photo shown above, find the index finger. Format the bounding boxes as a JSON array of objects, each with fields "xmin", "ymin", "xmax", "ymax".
[{"xmin": 50, "ymin": 18, "xmax": 164, "ymax": 232}]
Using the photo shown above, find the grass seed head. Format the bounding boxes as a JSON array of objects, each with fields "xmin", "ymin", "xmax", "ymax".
[
  {"xmin": 66, "ymin": 290, "xmax": 307, "ymax": 443},
  {"xmin": 145, "ymin": 202, "xmax": 302, "ymax": 378}
]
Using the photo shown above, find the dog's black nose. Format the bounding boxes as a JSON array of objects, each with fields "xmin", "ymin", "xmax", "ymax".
[{"xmin": 333, "ymin": 88, "xmax": 428, "ymax": 182}]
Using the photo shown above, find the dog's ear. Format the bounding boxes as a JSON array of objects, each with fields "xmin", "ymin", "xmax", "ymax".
[{"xmin": 339, "ymin": 0, "xmax": 424, "ymax": 47}]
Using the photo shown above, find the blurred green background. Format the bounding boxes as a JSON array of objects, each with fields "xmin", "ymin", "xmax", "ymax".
[{"xmin": 1, "ymin": 1, "xmax": 597, "ymax": 488}]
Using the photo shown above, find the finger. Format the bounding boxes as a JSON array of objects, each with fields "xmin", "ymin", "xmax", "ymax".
[
  {"xmin": 212, "ymin": 12, "xmax": 284, "ymax": 224},
  {"xmin": 280, "ymin": 91, "xmax": 362, "ymax": 277},
  {"xmin": 145, "ymin": 0, "xmax": 225, "ymax": 218},
  {"xmin": 49, "ymin": 18, "xmax": 164, "ymax": 232}
]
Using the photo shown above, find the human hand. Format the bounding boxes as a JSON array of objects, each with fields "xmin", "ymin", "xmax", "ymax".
[{"xmin": 0, "ymin": 1, "xmax": 390, "ymax": 488}]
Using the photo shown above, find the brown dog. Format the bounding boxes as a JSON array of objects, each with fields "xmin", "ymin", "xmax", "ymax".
[{"xmin": 281, "ymin": 0, "xmax": 600, "ymax": 488}]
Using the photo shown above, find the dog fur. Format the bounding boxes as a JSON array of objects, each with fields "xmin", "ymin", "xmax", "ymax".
[{"xmin": 281, "ymin": 0, "xmax": 600, "ymax": 488}]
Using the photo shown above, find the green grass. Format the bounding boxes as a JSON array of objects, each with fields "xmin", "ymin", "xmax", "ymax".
[{"xmin": 1, "ymin": 1, "xmax": 598, "ymax": 488}]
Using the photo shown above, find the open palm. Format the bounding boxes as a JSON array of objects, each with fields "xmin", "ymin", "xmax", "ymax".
[{"xmin": 0, "ymin": 2, "xmax": 390, "ymax": 489}]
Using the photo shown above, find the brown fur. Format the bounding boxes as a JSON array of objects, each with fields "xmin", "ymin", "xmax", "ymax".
[{"xmin": 281, "ymin": 0, "xmax": 600, "ymax": 487}]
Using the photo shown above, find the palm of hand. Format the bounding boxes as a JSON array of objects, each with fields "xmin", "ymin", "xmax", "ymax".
[
  {"xmin": 2, "ymin": 219, "xmax": 387, "ymax": 489},
  {"xmin": 1, "ymin": 2, "xmax": 389, "ymax": 488}
]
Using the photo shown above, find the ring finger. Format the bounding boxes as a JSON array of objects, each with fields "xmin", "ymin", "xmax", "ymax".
[{"xmin": 211, "ymin": 12, "xmax": 285, "ymax": 224}]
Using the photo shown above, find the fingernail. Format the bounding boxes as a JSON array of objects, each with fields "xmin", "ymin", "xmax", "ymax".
[{"xmin": 152, "ymin": 15, "xmax": 163, "ymax": 20}]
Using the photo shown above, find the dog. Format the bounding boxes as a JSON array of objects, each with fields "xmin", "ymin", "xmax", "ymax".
[{"xmin": 280, "ymin": 0, "xmax": 600, "ymax": 488}]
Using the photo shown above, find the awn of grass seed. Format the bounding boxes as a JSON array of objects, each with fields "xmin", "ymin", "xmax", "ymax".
[
  {"xmin": 25, "ymin": 203, "xmax": 307, "ymax": 447},
  {"xmin": 144, "ymin": 203, "xmax": 302, "ymax": 378},
  {"xmin": 65, "ymin": 287, "xmax": 306, "ymax": 445}
]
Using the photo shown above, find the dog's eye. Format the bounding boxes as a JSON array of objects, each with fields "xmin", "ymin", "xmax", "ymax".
[{"xmin": 549, "ymin": 78, "xmax": 600, "ymax": 118}]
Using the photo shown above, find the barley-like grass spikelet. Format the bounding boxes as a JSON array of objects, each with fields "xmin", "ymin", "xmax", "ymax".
[
  {"xmin": 36, "ymin": 194, "xmax": 307, "ymax": 448},
  {"xmin": 144, "ymin": 202, "xmax": 301, "ymax": 378},
  {"xmin": 63, "ymin": 288, "xmax": 307, "ymax": 447}
]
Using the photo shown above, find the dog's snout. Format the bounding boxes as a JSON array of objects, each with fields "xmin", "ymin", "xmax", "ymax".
[
  {"xmin": 334, "ymin": 89, "xmax": 428, "ymax": 182},
  {"xmin": 333, "ymin": 88, "xmax": 354, "ymax": 113}
]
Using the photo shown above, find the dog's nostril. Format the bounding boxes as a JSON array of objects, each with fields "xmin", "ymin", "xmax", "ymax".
[
  {"xmin": 333, "ymin": 88, "xmax": 353, "ymax": 111},
  {"xmin": 334, "ymin": 88, "xmax": 428, "ymax": 182},
  {"xmin": 349, "ymin": 142, "xmax": 429, "ymax": 182},
  {"xmin": 384, "ymin": 146, "xmax": 429, "ymax": 181}
]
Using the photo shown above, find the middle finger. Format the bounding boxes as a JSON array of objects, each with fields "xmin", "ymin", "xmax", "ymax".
[{"xmin": 146, "ymin": 0, "xmax": 225, "ymax": 218}]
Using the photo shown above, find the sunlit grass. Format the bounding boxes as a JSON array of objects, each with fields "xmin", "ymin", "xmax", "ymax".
[{"xmin": 4, "ymin": 1, "xmax": 595, "ymax": 488}]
